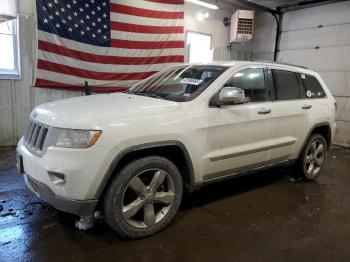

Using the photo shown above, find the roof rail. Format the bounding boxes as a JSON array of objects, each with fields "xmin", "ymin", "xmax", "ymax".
[{"xmin": 249, "ymin": 60, "xmax": 309, "ymax": 69}]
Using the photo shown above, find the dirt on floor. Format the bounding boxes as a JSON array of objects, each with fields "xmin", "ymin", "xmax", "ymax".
[{"xmin": 0, "ymin": 146, "xmax": 350, "ymax": 262}]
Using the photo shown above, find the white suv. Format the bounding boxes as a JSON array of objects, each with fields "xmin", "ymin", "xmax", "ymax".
[{"xmin": 16, "ymin": 61, "xmax": 336, "ymax": 238}]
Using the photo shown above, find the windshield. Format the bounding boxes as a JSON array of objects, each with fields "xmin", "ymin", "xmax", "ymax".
[{"xmin": 128, "ymin": 65, "xmax": 228, "ymax": 102}]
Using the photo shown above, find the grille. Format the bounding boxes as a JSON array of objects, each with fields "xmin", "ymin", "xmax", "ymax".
[
  {"xmin": 23, "ymin": 120, "xmax": 49, "ymax": 155},
  {"xmin": 237, "ymin": 18, "xmax": 254, "ymax": 35}
]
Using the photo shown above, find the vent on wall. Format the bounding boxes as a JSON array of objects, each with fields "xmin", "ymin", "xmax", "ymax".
[{"xmin": 230, "ymin": 9, "xmax": 255, "ymax": 43}]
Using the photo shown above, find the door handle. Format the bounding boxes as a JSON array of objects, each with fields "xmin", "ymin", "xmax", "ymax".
[
  {"xmin": 302, "ymin": 104, "xmax": 312, "ymax": 109},
  {"xmin": 258, "ymin": 108, "xmax": 271, "ymax": 114}
]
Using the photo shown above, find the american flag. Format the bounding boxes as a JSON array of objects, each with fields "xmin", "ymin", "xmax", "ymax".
[{"xmin": 35, "ymin": 0, "xmax": 185, "ymax": 92}]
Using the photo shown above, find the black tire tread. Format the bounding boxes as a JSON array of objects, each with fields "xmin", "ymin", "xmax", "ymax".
[
  {"xmin": 103, "ymin": 156, "xmax": 183, "ymax": 239},
  {"xmin": 295, "ymin": 133, "xmax": 327, "ymax": 181}
]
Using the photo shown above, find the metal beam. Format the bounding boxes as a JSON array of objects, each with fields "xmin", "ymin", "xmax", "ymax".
[
  {"xmin": 227, "ymin": 1, "xmax": 282, "ymax": 61},
  {"xmin": 235, "ymin": 0, "xmax": 278, "ymax": 14},
  {"xmin": 272, "ymin": 12, "xmax": 283, "ymax": 61},
  {"xmin": 279, "ymin": 0, "xmax": 349, "ymax": 13}
]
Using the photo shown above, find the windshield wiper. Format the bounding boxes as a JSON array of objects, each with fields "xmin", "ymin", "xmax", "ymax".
[{"xmin": 131, "ymin": 91, "xmax": 164, "ymax": 100}]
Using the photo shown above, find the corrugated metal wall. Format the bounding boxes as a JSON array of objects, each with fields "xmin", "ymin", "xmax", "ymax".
[
  {"xmin": 241, "ymin": 6, "xmax": 350, "ymax": 147},
  {"xmin": 5, "ymin": 3, "xmax": 349, "ymax": 147},
  {"xmin": 2, "ymin": 0, "xmax": 259, "ymax": 146},
  {"xmin": 0, "ymin": 11, "xmax": 252, "ymax": 146},
  {"xmin": 0, "ymin": 14, "xmax": 83, "ymax": 146}
]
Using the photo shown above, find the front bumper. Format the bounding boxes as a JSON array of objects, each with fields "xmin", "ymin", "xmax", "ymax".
[
  {"xmin": 16, "ymin": 136, "xmax": 113, "ymax": 215},
  {"xmin": 24, "ymin": 173, "xmax": 97, "ymax": 215}
]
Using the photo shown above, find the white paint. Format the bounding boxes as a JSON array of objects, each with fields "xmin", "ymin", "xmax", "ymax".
[
  {"xmin": 238, "ymin": 2, "xmax": 350, "ymax": 146},
  {"xmin": 0, "ymin": 0, "xmax": 83, "ymax": 146},
  {"xmin": 184, "ymin": 1, "xmax": 234, "ymax": 48},
  {"xmin": 0, "ymin": 0, "xmax": 252, "ymax": 146},
  {"xmin": 186, "ymin": 31, "xmax": 213, "ymax": 63},
  {"xmin": 185, "ymin": 0, "xmax": 219, "ymax": 10},
  {"xmin": 230, "ymin": 11, "xmax": 276, "ymax": 60},
  {"xmin": 278, "ymin": 1, "xmax": 350, "ymax": 146},
  {"xmin": 17, "ymin": 61, "xmax": 336, "ymax": 201},
  {"xmin": 0, "ymin": 0, "xmax": 17, "ymax": 20}
]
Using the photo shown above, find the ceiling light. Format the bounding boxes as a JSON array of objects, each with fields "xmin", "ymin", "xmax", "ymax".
[
  {"xmin": 186, "ymin": 0, "xmax": 219, "ymax": 10},
  {"xmin": 196, "ymin": 12, "xmax": 205, "ymax": 21}
]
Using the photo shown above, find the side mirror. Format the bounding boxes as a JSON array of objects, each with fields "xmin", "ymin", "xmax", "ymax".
[{"xmin": 214, "ymin": 87, "xmax": 246, "ymax": 106}]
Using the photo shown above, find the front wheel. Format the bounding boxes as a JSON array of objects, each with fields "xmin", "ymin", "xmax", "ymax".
[
  {"xmin": 104, "ymin": 156, "xmax": 183, "ymax": 238},
  {"xmin": 295, "ymin": 133, "xmax": 327, "ymax": 181}
]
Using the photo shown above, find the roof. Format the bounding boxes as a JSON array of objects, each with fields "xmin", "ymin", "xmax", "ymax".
[{"xmin": 191, "ymin": 60, "xmax": 312, "ymax": 72}]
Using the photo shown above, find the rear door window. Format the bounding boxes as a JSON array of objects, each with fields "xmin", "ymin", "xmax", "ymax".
[
  {"xmin": 300, "ymin": 74, "xmax": 326, "ymax": 98},
  {"xmin": 272, "ymin": 70, "xmax": 302, "ymax": 100}
]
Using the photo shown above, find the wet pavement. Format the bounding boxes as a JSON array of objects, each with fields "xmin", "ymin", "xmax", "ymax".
[{"xmin": 1, "ymin": 146, "xmax": 350, "ymax": 262}]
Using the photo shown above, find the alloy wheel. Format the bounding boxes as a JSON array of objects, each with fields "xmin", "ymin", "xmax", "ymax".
[
  {"xmin": 305, "ymin": 139, "xmax": 326, "ymax": 177},
  {"xmin": 121, "ymin": 168, "xmax": 175, "ymax": 228}
]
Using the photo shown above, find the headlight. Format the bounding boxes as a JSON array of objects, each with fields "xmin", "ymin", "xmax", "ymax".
[{"xmin": 55, "ymin": 129, "xmax": 102, "ymax": 148}]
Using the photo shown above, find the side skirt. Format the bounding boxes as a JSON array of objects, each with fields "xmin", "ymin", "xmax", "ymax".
[{"xmin": 186, "ymin": 159, "xmax": 296, "ymax": 192}]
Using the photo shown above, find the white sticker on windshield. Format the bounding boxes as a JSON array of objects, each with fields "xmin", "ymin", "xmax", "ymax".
[
  {"xmin": 180, "ymin": 78, "xmax": 203, "ymax": 85},
  {"xmin": 301, "ymin": 73, "xmax": 306, "ymax": 79}
]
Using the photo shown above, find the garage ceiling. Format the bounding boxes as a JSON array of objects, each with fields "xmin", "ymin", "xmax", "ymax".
[
  {"xmin": 244, "ymin": 0, "xmax": 300, "ymax": 8},
  {"xmin": 226, "ymin": 0, "xmax": 313, "ymax": 9}
]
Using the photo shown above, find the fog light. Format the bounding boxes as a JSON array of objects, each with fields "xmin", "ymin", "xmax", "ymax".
[{"xmin": 48, "ymin": 171, "xmax": 66, "ymax": 186}]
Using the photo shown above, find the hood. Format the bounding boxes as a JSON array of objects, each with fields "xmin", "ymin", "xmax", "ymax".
[{"xmin": 32, "ymin": 93, "xmax": 180, "ymax": 129}]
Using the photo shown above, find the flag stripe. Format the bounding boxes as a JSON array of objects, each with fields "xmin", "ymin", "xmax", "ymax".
[
  {"xmin": 110, "ymin": 21, "xmax": 183, "ymax": 34},
  {"xmin": 115, "ymin": 0, "xmax": 184, "ymax": 12},
  {"xmin": 110, "ymin": 3, "xmax": 184, "ymax": 19},
  {"xmin": 37, "ymin": 59, "xmax": 157, "ymax": 80},
  {"xmin": 38, "ymin": 31, "xmax": 185, "ymax": 57},
  {"xmin": 38, "ymin": 40, "xmax": 184, "ymax": 65},
  {"xmin": 111, "ymin": 30, "xmax": 183, "ymax": 42},
  {"xmin": 146, "ymin": 0, "xmax": 184, "ymax": 4},
  {"xmin": 36, "ymin": 69, "xmax": 139, "ymax": 86},
  {"xmin": 35, "ymin": 0, "xmax": 184, "ymax": 92},
  {"xmin": 111, "ymin": 39, "xmax": 184, "ymax": 49},
  {"xmin": 35, "ymin": 78, "xmax": 128, "ymax": 92},
  {"xmin": 110, "ymin": 13, "xmax": 183, "ymax": 27},
  {"xmin": 38, "ymin": 50, "xmax": 179, "ymax": 72}
]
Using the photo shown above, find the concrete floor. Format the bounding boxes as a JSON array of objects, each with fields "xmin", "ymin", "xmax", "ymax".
[{"xmin": 0, "ymin": 147, "xmax": 350, "ymax": 262}]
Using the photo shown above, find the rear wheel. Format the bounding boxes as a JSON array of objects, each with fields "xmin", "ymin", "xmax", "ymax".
[
  {"xmin": 295, "ymin": 133, "xmax": 327, "ymax": 181},
  {"xmin": 104, "ymin": 156, "xmax": 183, "ymax": 238}
]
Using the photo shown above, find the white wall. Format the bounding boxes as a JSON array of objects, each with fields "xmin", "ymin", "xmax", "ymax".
[
  {"xmin": 278, "ymin": 1, "xmax": 350, "ymax": 146},
  {"xmin": 184, "ymin": 1, "xmax": 233, "ymax": 49},
  {"xmin": 249, "ymin": 11, "xmax": 276, "ymax": 60},
  {"xmin": 0, "ymin": 0, "xmax": 83, "ymax": 146},
  {"xmin": 238, "ymin": 2, "xmax": 350, "ymax": 146},
  {"xmin": 224, "ymin": 10, "xmax": 277, "ymax": 61},
  {"xmin": 0, "ymin": 0, "xmax": 241, "ymax": 146}
]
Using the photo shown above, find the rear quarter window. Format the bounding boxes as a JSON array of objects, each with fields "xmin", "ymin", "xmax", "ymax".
[{"xmin": 300, "ymin": 74, "xmax": 326, "ymax": 98}]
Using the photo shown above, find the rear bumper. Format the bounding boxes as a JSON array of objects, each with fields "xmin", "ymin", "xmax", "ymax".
[{"xmin": 24, "ymin": 173, "xmax": 97, "ymax": 216}]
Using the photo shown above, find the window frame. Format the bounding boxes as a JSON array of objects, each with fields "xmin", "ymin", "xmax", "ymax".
[
  {"xmin": 0, "ymin": 18, "xmax": 21, "ymax": 80},
  {"xmin": 209, "ymin": 66, "xmax": 271, "ymax": 107},
  {"xmin": 185, "ymin": 30, "xmax": 213, "ymax": 63},
  {"xmin": 129, "ymin": 64, "xmax": 229, "ymax": 102},
  {"xmin": 268, "ymin": 68, "xmax": 305, "ymax": 102}
]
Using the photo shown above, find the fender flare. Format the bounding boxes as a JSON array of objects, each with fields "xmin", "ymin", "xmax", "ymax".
[
  {"xmin": 297, "ymin": 121, "xmax": 332, "ymax": 158},
  {"xmin": 95, "ymin": 140, "xmax": 195, "ymax": 199}
]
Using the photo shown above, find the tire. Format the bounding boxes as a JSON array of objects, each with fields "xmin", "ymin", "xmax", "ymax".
[
  {"xmin": 103, "ymin": 156, "xmax": 183, "ymax": 239},
  {"xmin": 295, "ymin": 133, "xmax": 327, "ymax": 181}
]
